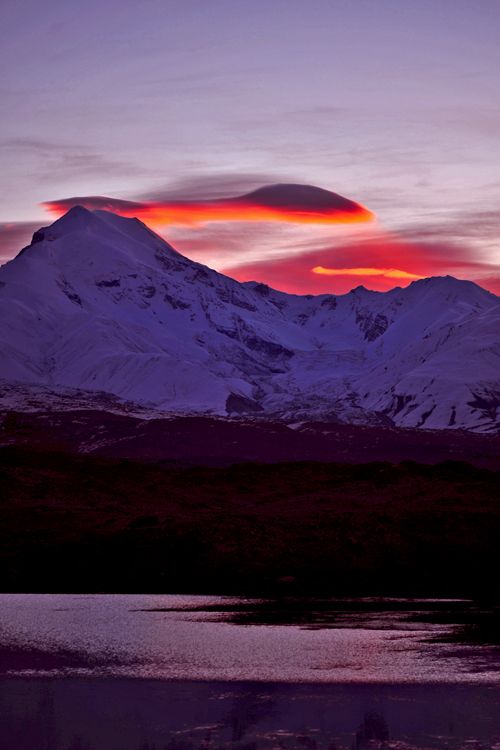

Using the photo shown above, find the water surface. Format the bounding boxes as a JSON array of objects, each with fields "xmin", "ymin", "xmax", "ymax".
[{"xmin": 2, "ymin": 595, "xmax": 500, "ymax": 750}]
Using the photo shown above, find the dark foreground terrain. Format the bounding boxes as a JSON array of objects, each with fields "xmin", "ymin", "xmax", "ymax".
[
  {"xmin": 2, "ymin": 408, "xmax": 500, "ymax": 467},
  {"xmin": 2, "ymin": 421, "xmax": 500, "ymax": 594}
]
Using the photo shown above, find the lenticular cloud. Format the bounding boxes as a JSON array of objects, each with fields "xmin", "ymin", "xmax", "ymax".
[{"xmin": 43, "ymin": 183, "xmax": 375, "ymax": 227}]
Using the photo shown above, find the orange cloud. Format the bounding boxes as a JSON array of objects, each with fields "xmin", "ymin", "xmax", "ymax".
[
  {"xmin": 312, "ymin": 266, "xmax": 423, "ymax": 279},
  {"xmin": 42, "ymin": 184, "xmax": 375, "ymax": 227}
]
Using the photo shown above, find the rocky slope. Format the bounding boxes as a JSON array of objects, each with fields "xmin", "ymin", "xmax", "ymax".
[{"xmin": 1, "ymin": 206, "xmax": 500, "ymax": 431}]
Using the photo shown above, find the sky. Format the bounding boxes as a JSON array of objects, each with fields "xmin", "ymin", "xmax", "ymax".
[{"xmin": 1, "ymin": 0, "xmax": 500, "ymax": 295}]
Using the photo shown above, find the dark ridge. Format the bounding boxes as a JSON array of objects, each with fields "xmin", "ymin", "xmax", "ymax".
[{"xmin": 1, "ymin": 410, "xmax": 499, "ymax": 468}]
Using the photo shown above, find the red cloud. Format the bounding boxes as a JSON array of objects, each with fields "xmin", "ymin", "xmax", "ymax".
[
  {"xmin": 222, "ymin": 231, "xmax": 499, "ymax": 295},
  {"xmin": 0, "ymin": 221, "xmax": 42, "ymax": 262},
  {"xmin": 6, "ymin": 183, "xmax": 495, "ymax": 298},
  {"xmin": 42, "ymin": 184, "xmax": 375, "ymax": 227}
]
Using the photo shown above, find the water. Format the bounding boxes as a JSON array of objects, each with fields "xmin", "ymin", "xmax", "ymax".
[{"xmin": 1, "ymin": 595, "xmax": 500, "ymax": 750}]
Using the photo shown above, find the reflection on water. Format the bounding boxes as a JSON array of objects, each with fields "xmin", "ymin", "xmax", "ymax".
[
  {"xmin": 3, "ymin": 679, "xmax": 500, "ymax": 750},
  {"xmin": 2, "ymin": 596, "xmax": 500, "ymax": 750},
  {"xmin": 2, "ymin": 595, "xmax": 500, "ymax": 683}
]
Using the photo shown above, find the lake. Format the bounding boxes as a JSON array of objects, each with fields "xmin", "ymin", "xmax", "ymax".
[{"xmin": 1, "ymin": 595, "xmax": 500, "ymax": 750}]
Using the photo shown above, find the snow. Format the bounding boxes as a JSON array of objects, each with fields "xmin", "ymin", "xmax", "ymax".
[{"xmin": 1, "ymin": 206, "xmax": 500, "ymax": 431}]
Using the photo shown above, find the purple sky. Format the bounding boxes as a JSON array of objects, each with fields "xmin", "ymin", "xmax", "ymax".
[{"xmin": 2, "ymin": 0, "xmax": 500, "ymax": 293}]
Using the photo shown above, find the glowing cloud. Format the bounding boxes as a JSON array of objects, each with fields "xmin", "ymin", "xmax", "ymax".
[
  {"xmin": 28, "ymin": 181, "xmax": 500, "ymax": 298},
  {"xmin": 223, "ymin": 229, "xmax": 499, "ymax": 295},
  {"xmin": 42, "ymin": 184, "xmax": 375, "ymax": 227},
  {"xmin": 312, "ymin": 266, "xmax": 423, "ymax": 279}
]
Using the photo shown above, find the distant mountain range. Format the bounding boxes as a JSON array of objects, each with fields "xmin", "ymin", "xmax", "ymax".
[{"xmin": 1, "ymin": 206, "xmax": 500, "ymax": 432}]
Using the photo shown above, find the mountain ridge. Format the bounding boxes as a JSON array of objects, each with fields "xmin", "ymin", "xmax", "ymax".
[{"xmin": 1, "ymin": 206, "xmax": 500, "ymax": 431}]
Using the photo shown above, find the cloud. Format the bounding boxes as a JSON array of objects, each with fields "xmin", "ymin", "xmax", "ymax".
[
  {"xmin": 396, "ymin": 208, "xmax": 500, "ymax": 247},
  {"xmin": 43, "ymin": 183, "xmax": 375, "ymax": 227},
  {"xmin": 0, "ymin": 222, "xmax": 40, "ymax": 263},
  {"xmin": 163, "ymin": 221, "xmax": 294, "ymax": 267},
  {"xmin": 222, "ymin": 230, "xmax": 500, "ymax": 295},
  {"xmin": 44, "ymin": 195, "xmax": 143, "ymax": 212},
  {"xmin": 142, "ymin": 173, "xmax": 288, "ymax": 201},
  {"xmin": 5, "ymin": 178, "xmax": 497, "ymax": 298},
  {"xmin": 312, "ymin": 266, "xmax": 423, "ymax": 279},
  {"xmin": 0, "ymin": 138, "xmax": 137, "ymax": 181}
]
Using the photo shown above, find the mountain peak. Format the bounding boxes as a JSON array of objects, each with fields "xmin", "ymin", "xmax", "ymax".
[
  {"xmin": 15, "ymin": 206, "xmax": 181, "ymax": 267},
  {"xmin": 407, "ymin": 274, "xmax": 498, "ymax": 302},
  {"xmin": 49, "ymin": 204, "xmax": 95, "ymax": 232},
  {"xmin": 65, "ymin": 204, "xmax": 93, "ymax": 218},
  {"xmin": 2, "ymin": 208, "xmax": 500, "ymax": 431}
]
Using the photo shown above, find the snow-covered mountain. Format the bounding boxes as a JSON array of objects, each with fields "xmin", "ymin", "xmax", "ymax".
[{"xmin": 1, "ymin": 206, "xmax": 500, "ymax": 431}]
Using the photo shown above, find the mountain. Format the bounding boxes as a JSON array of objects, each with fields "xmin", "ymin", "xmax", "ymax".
[{"xmin": 1, "ymin": 206, "xmax": 500, "ymax": 431}]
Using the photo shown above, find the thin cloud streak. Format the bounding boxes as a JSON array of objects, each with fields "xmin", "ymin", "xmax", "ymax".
[
  {"xmin": 395, "ymin": 208, "xmax": 500, "ymax": 255},
  {"xmin": 312, "ymin": 266, "xmax": 423, "ymax": 280},
  {"xmin": 0, "ymin": 138, "xmax": 137, "ymax": 181}
]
